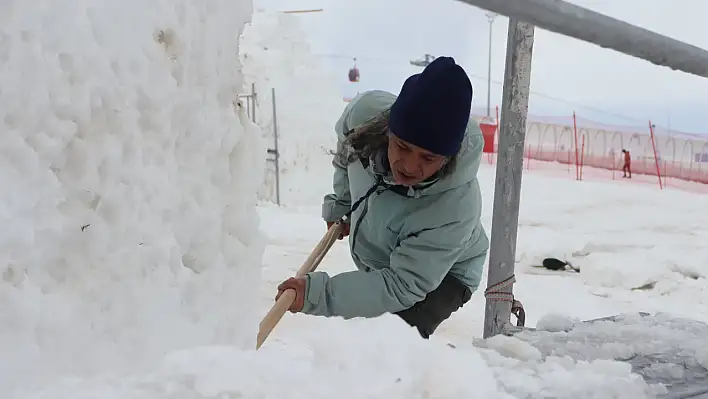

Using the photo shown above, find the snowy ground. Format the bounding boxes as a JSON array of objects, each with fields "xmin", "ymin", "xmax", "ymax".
[
  {"xmin": 254, "ymin": 162, "xmax": 708, "ymax": 399},
  {"xmin": 3, "ymin": 1, "xmax": 708, "ymax": 398},
  {"xmin": 240, "ymin": 160, "xmax": 705, "ymax": 399}
]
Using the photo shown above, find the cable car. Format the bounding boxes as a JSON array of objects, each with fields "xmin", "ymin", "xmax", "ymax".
[{"xmin": 348, "ymin": 58, "xmax": 360, "ymax": 82}]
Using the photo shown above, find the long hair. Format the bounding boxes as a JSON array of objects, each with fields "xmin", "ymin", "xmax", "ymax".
[{"xmin": 334, "ymin": 108, "xmax": 459, "ymax": 179}]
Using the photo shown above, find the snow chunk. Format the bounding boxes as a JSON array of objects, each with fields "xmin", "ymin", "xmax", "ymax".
[
  {"xmin": 537, "ymin": 313, "xmax": 581, "ymax": 332},
  {"xmin": 516, "ymin": 312, "xmax": 708, "ymax": 397},
  {"xmin": 475, "ymin": 334, "xmax": 543, "ymax": 362}
]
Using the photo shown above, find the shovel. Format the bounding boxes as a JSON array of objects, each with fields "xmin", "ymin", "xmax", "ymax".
[{"xmin": 256, "ymin": 220, "xmax": 346, "ymax": 350}]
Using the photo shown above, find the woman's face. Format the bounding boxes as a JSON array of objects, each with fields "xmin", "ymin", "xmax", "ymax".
[{"xmin": 387, "ymin": 133, "xmax": 447, "ymax": 186}]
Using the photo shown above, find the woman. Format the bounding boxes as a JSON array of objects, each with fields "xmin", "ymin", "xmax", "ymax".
[{"xmin": 275, "ymin": 57, "xmax": 489, "ymax": 338}]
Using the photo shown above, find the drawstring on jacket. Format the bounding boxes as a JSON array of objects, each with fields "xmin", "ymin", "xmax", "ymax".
[
  {"xmin": 340, "ymin": 176, "xmax": 384, "ymax": 223},
  {"xmin": 339, "ymin": 176, "xmax": 387, "ymax": 264}
]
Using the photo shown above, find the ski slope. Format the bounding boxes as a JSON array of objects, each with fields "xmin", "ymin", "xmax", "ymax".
[{"xmin": 2, "ymin": 1, "xmax": 708, "ymax": 398}]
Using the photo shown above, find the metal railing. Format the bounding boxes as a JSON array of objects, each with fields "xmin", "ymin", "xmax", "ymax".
[
  {"xmin": 238, "ymin": 83, "xmax": 282, "ymax": 206},
  {"xmin": 237, "ymin": 83, "xmax": 258, "ymax": 125}
]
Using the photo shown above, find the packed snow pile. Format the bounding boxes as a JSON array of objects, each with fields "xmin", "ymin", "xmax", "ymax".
[
  {"xmin": 24, "ymin": 313, "xmax": 679, "ymax": 399},
  {"xmin": 516, "ymin": 312, "xmax": 708, "ymax": 397},
  {"xmin": 240, "ymin": 10, "xmax": 346, "ymax": 207},
  {"xmin": 0, "ymin": 0, "xmax": 265, "ymax": 396},
  {"xmin": 525, "ymin": 313, "xmax": 708, "ymax": 371}
]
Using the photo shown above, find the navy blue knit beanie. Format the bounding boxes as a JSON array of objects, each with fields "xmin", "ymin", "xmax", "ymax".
[{"xmin": 389, "ymin": 57, "xmax": 472, "ymax": 156}]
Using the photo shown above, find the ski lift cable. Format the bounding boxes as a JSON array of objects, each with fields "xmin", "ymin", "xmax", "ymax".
[
  {"xmin": 315, "ymin": 52, "xmax": 398, "ymax": 63},
  {"xmin": 279, "ymin": 8, "xmax": 324, "ymax": 14},
  {"xmin": 316, "ymin": 51, "xmax": 645, "ymax": 124},
  {"xmin": 463, "ymin": 70, "xmax": 646, "ymax": 124}
]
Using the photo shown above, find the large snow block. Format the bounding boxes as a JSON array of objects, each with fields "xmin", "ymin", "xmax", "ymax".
[
  {"xmin": 0, "ymin": 0, "xmax": 265, "ymax": 395},
  {"xmin": 514, "ymin": 312, "xmax": 708, "ymax": 398}
]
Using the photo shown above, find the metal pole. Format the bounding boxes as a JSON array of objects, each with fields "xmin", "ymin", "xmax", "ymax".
[
  {"xmin": 271, "ymin": 87, "xmax": 281, "ymax": 206},
  {"xmin": 483, "ymin": 19, "xmax": 535, "ymax": 339},
  {"xmin": 486, "ymin": 12, "xmax": 497, "ymax": 117},
  {"xmin": 251, "ymin": 82, "xmax": 257, "ymax": 123},
  {"xmin": 454, "ymin": 0, "xmax": 708, "ymax": 78}
]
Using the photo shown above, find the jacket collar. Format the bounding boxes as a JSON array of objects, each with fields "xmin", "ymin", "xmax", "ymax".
[{"xmin": 366, "ymin": 149, "xmax": 440, "ymax": 198}]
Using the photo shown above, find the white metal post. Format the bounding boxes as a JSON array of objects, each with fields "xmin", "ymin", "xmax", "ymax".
[
  {"xmin": 271, "ymin": 87, "xmax": 281, "ymax": 206},
  {"xmin": 482, "ymin": 18, "xmax": 535, "ymax": 339}
]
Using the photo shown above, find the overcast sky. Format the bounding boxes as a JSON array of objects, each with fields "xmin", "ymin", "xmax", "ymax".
[{"xmin": 254, "ymin": 0, "xmax": 708, "ymax": 134}]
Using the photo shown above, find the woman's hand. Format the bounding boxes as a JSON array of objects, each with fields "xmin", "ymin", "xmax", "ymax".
[
  {"xmin": 327, "ymin": 221, "xmax": 350, "ymax": 240},
  {"xmin": 275, "ymin": 277, "xmax": 307, "ymax": 313}
]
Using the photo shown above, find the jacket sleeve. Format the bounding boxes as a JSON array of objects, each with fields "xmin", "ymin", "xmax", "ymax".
[
  {"xmin": 301, "ymin": 218, "xmax": 482, "ymax": 318},
  {"xmin": 321, "ymin": 141, "xmax": 351, "ymax": 222}
]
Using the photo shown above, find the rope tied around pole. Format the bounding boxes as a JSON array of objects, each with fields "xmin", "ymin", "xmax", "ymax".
[{"xmin": 484, "ymin": 274, "xmax": 526, "ymax": 327}]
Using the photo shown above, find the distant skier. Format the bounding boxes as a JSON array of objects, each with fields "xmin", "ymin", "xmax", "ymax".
[
  {"xmin": 275, "ymin": 57, "xmax": 489, "ymax": 339},
  {"xmin": 622, "ymin": 149, "xmax": 632, "ymax": 178}
]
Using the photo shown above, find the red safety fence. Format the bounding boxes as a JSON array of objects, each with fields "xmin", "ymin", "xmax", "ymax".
[{"xmin": 472, "ymin": 106, "xmax": 708, "ymax": 193}]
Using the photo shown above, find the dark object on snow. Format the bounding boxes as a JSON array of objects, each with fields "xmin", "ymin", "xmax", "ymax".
[
  {"xmin": 542, "ymin": 257, "xmax": 580, "ymax": 272},
  {"xmin": 632, "ymin": 281, "xmax": 657, "ymax": 291},
  {"xmin": 542, "ymin": 257, "xmax": 567, "ymax": 270}
]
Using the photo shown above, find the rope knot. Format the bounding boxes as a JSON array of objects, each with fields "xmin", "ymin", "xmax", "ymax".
[{"xmin": 484, "ymin": 274, "xmax": 525, "ymax": 327}]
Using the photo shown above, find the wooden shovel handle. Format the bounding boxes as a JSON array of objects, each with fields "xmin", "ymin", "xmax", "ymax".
[{"xmin": 256, "ymin": 221, "xmax": 345, "ymax": 349}]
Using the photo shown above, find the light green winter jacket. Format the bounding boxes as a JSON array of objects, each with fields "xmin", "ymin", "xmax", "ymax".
[{"xmin": 302, "ymin": 90, "xmax": 489, "ymax": 319}]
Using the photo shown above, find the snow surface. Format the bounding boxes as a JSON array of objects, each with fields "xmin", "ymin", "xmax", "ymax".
[
  {"xmin": 525, "ymin": 313, "xmax": 708, "ymax": 389},
  {"xmin": 3, "ymin": 2, "xmax": 708, "ymax": 399},
  {"xmin": 250, "ymin": 167, "xmax": 708, "ymax": 399}
]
